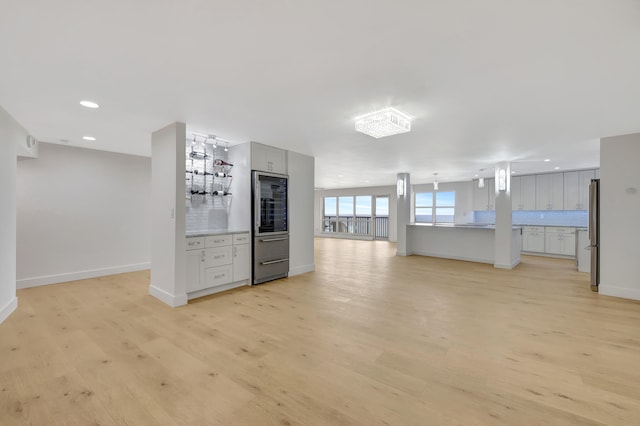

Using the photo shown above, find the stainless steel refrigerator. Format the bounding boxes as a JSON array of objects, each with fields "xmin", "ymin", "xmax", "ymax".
[
  {"xmin": 252, "ymin": 171, "xmax": 289, "ymax": 284},
  {"xmin": 589, "ymin": 179, "xmax": 600, "ymax": 292}
]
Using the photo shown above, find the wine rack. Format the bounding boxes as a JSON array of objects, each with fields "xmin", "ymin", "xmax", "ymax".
[{"xmin": 185, "ymin": 142, "xmax": 233, "ymax": 203}]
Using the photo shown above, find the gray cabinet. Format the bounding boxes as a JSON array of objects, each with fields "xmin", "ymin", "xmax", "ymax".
[
  {"xmin": 251, "ymin": 142, "xmax": 287, "ymax": 174},
  {"xmin": 511, "ymin": 175, "xmax": 536, "ymax": 210},
  {"xmin": 544, "ymin": 227, "xmax": 576, "ymax": 256},
  {"xmin": 536, "ymin": 173, "xmax": 564, "ymax": 210},
  {"xmin": 522, "ymin": 226, "xmax": 545, "ymax": 252},
  {"xmin": 564, "ymin": 170, "xmax": 594, "ymax": 210},
  {"xmin": 473, "ymin": 178, "xmax": 495, "ymax": 210},
  {"xmin": 185, "ymin": 232, "xmax": 250, "ymax": 297}
]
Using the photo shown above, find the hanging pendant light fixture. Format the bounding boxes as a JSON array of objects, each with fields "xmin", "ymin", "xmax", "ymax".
[
  {"xmin": 478, "ymin": 177, "xmax": 485, "ymax": 188},
  {"xmin": 433, "ymin": 173, "xmax": 439, "ymax": 191}
]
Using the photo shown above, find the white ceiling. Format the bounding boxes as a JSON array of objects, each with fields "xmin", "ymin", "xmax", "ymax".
[{"xmin": 2, "ymin": 1, "xmax": 640, "ymax": 189}]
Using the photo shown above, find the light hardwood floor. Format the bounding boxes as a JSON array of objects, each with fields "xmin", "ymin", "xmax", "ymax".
[{"xmin": 2, "ymin": 238, "xmax": 640, "ymax": 425}]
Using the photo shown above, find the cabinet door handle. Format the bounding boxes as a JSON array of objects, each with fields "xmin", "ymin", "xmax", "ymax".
[{"xmin": 201, "ymin": 251, "xmax": 205, "ymax": 262}]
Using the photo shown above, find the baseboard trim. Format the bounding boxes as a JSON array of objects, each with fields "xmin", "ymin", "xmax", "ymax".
[
  {"xmin": 17, "ymin": 263, "xmax": 151, "ymax": 289},
  {"xmin": 0, "ymin": 297, "xmax": 18, "ymax": 324},
  {"xmin": 149, "ymin": 285, "xmax": 188, "ymax": 307},
  {"xmin": 494, "ymin": 258, "xmax": 521, "ymax": 270},
  {"xmin": 187, "ymin": 281, "xmax": 248, "ymax": 301},
  {"xmin": 316, "ymin": 233, "xmax": 374, "ymax": 241},
  {"xmin": 410, "ymin": 250, "xmax": 492, "ymax": 265},
  {"xmin": 289, "ymin": 264, "xmax": 315, "ymax": 276},
  {"xmin": 598, "ymin": 284, "xmax": 640, "ymax": 301}
]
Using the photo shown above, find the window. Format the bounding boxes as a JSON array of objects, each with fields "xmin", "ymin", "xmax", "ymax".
[
  {"xmin": 322, "ymin": 195, "xmax": 388, "ymax": 237},
  {"xmin": 415, "ymin": 191, "xmax": 455, "ymax": 223}
]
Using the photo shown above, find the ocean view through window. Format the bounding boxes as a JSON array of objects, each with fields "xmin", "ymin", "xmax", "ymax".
[
  {"xmin": 323, "ymin": 195, "xmax": 389, "ymax": 238},
  {"xmin": 415, "ymin": 191, "xmax": 455, "ymax": 223}
]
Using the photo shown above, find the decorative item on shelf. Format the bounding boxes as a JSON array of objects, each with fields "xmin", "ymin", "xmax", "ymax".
[{"xmin": 213, "ymin": 159, "xmax": 233, "ymax": 167}]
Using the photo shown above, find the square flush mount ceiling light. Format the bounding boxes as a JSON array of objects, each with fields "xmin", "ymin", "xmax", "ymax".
[{"xmin": 355, "ymin": 107, "xmax": 412, "ymax": 138}]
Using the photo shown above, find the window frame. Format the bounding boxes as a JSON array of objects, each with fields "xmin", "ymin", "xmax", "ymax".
[{"xmin": 414, "ymin": 191, "xmax": 456, "ymax": 224}]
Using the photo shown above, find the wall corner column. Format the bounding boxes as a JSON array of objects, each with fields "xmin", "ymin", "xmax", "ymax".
[
  {"xmin": 149, "ymin": 122, "xmax": 188, "ymax": 307},
  {"xmin": 396, "ymin": 173, "xmax": 411, "ymax": 256},
  {"xmin": 494, "ymin": 162, "xmax": 516, "ymax": 269}
]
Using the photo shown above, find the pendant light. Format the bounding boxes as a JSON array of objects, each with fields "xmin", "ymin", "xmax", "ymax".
[{"xmin": 433, "ymin": 173, "xmax": 439, "ymax": 191}]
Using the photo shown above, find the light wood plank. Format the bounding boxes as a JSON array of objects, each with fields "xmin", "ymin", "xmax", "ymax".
[{"xmin": 1, "ymin": 239, "xmax": 640, "ymax": 424}]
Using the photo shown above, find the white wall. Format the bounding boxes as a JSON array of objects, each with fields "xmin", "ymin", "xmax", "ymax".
[
  {"xmin": 16, "ymin": 142, "xmax": 151, "ymax": 288},
  {"xmin": 314, "ymin": 185, "xmax": 398, "ymax": 242},
  {"xmin": 0, "ymin": 106, "xmax": 23, "ymax": 323},
  {"xmin": 599, "ymin": 133, "xmax": 640, "ymax": 300},
  {"xmin": 149, "ymin": 123, "xmax": 187, "ymax": 307},
  {"xmin": 288, "ymin": 151, "xmax": 315, "ymax": 276}
]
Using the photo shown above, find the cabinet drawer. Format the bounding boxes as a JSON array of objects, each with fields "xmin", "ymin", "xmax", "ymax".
[
  {"xmin": 523, "ymin": 226, "xmax": 544, "ymax": 234},
  {"xmin": 204, "ymin": 246, "xmax": 232, "ymax": 268},
  {"xmin": 546, "ymin": 227, "xmax": 575, "ymax": 235},
  {"xmin": 185, "ymin": 237, "xmax": 204, "ymax": 250},
  {"xmin": 233, "ymin": 233, "xmax": 250, "ymax": 245},
  {"xmin": 205, "ymin": 234, "xmax": 232, "ymax": 248},
  {"xmin": 204, "ymin": 265, "xmax": 232, "ymax": 288}
]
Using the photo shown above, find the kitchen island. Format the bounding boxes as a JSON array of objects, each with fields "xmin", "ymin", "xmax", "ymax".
[{"xmin": 407, "ymin": 223, "xmax": 522, "ymax": 268}]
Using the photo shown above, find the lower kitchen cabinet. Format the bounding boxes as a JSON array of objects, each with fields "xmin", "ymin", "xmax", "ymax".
[
  {"xmin": 522, "ymin": 226, "xmax": 577, "ymax": 257},
  {"xmin": 185, "ymin": 232, "xmax": 250, "ymax": 298},
  {"xmin": 233, "ymin": 243, "xmax": 250, "ymax": 282},
  {"xmin": 522, "ymin": 226, "xmax": 545, "ymax": 253},
  {"xmin": 544, "ymin": 227, "xmax": 576, "ymax": 256}
]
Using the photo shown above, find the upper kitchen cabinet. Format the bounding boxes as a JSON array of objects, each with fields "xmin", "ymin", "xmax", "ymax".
[
  {"xmin": 536, "ymin": 173, "xmax": 564, "ymax": 210},
  {"xmin": 473, "ymin": 178, "xmax": 495, "ymax": 210},
  {"xmin": 564, "ymin": 170, "xmax": 595, "ymax": 210},
  {"xmin": 511, "ymin": 175, "xmax": 536, "ymax": 210},
  {"xmin": 251, "ymin": 142, "xmax": 287, "ymax": 174}
]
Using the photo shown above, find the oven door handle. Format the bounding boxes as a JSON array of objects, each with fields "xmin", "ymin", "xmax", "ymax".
[
  {"xmin": 261, "ymin": 237, "xmax": 288, "ymax": 242},
  {"xmin": 261, "ymin": 258, "xmax": 289, "ymax": 265}
]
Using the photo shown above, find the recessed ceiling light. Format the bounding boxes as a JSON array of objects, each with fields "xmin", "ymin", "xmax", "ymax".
[
  {"xmin": 544, "ymin": 158, "xmax": 551, "ymax": 162},
  {"xmin": 354, "ymin": 107, "xmax": 412, "ymax": 138},
  {"xmin": 474, "ymin": 174, "xmax": 479, "ymax": 177},
  {"xmin": 511, "ymin": 171, "xmax": 516, "ymax": 174},
  {"xmin": 82, "ymin": 136, "xmax": 96, "ymax": 141},
  {"xmin": 337, "ymin": 174, "xmax": 344, "ymax": 178},
  {"xmin": 553, "ymin": 166, "xmax": 560, "ymax": 170},
  {"xmin": 80, "ymin": 100, "xmax": 100, "ymax": 109}
]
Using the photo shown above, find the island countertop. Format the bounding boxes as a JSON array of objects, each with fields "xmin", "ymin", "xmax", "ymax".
[
  {"xmin": 408, "ymin": 223, "xmax": 522, "ymax": 230},
  {"xmin": 406, "ymin": 223, "xmax": 522, "ymax": 268}
]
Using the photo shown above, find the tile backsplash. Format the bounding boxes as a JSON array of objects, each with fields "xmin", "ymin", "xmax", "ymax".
[
  {"xmin": 186, "ymin": 195, "xmax": 229, "ymax": 232},
  {"xmin": 473, "ymin": 210, "xmax": 588, "ymax": 227}
]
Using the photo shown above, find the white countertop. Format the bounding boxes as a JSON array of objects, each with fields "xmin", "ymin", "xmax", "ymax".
[
  {"xmin": 408, "ymin": 223, "xmax": 522, "ymax": 230},
  {"xmin": 186, "ymin": 229, "xmax": 250, "ymax": 238}
]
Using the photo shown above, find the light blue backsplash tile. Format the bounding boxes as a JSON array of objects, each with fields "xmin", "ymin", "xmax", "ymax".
[{"xmin": 473, "ymin": 210, "xmax": 588, "ymax": 227}]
